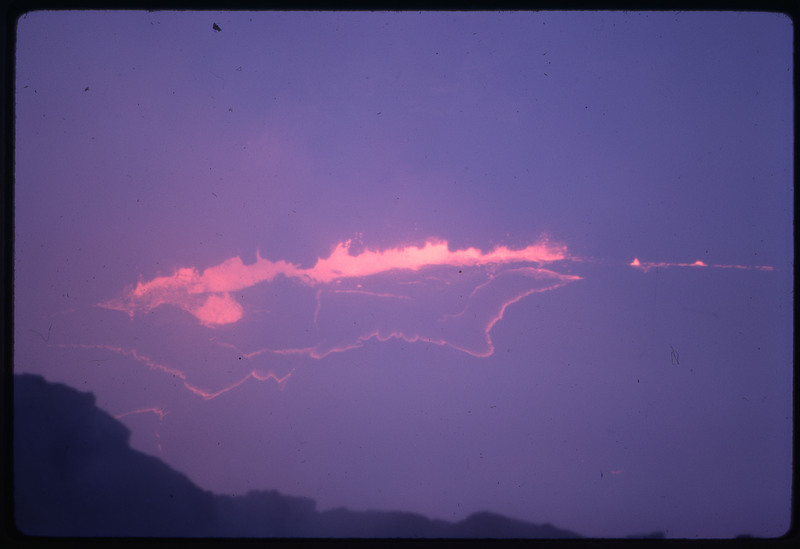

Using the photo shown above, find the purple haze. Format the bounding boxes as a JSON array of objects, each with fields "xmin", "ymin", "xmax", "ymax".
[{"xmin": 14, "ymin": 11, "xmax": 793, "ymax": 538}]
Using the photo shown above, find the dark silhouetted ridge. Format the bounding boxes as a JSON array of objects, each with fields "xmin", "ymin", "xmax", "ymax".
[
  {"xmin": 451, "ymin": 511, "xmax": 580, "ymax": 538},
  {"xmin": 14, "ymin": 374, "xmax": 218, "ymax": 537},
  {"xmin": 14, "ymin": 374, "xmax": 588, "ymax": 538}
]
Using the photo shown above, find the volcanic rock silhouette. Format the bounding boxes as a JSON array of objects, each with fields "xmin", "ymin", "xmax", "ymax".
[{"xmin": 14, "ymin": 373, "xmax": 588, "ymax": 538}]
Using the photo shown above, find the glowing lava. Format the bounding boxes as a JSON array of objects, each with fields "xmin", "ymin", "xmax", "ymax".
[{"xmin": 630, "ymin": 258, "xmax": 774, "ymax": 273}]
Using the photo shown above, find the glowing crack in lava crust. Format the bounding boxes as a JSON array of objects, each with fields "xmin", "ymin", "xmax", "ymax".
[{"xmin": 89, "ymin": 237, "xmax": 580, "ymax": 398}]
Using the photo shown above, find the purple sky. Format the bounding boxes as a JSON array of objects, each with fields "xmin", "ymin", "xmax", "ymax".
[{"xmin": 14, "ymin": 11, "xmax": 793, "ymax": 538}]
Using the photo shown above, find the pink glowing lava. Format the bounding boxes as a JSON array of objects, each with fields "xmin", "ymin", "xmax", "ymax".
[
  {"xmin": 629, "ymin": 258, "xmax": 774, "ymax": 273},
  {"xmin": 88, "ymin": 237, "xmax": 579, "ymax": 398}
]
